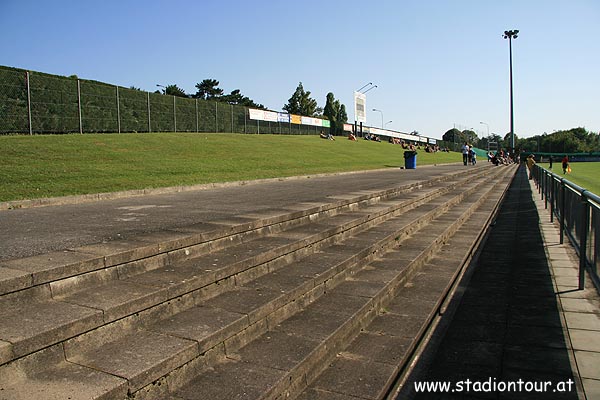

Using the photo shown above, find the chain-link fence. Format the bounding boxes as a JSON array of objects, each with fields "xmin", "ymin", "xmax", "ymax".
[{"xmin": 0, "ymin": 66, "xmax": 329, "ymax": 136}]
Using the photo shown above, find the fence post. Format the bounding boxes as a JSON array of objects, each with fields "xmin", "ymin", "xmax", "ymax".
[
  {"xmin": 231, "ymin": 104, "xmax": 234, "ymax": 133},
  {"xmin": 550, "ymin": 174, "xmax": 555, "ymax": 223},
  {"xmin": 77, "ymin": 79, "xmax": 83, "ymax": 134},
  {"xmin": 579, "ymin": 193, "xmax": 590, "ymax": 290},
  {"xmin": 26, "ymin": 71, "xmax": 32, "ymax": 135},
  {"xmin": 195, "ymin": 99, "xmax": 199, "ymax": 133},
  {"xmin": 173, "ymin": 96, "xmax": 177, "ymax": 133},
  {"xmin": 544, "ymin": 171, "xmax": 548, "ymax": 208},
  {"xmin": 560, "ymin": 180, "xmax": 566, "ymax": 244},
  {"xmin": 147, "ymin": 92, "xmax": 151, "ymax": 133},
  {"xmin": 244, "ymin": 107, "xmax": 247, "ymax": 134},
  {"xmin": 116, "ymin": 86, "xmax": 121, "ymax": 134},
  {"xmin": 215, "ymin": 102, "xmax": 218, "ymax": 132}
]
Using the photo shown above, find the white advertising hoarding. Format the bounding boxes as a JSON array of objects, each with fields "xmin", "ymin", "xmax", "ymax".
[
  {"xmin": 353, "ymin": 91, "xmax": 366, "ymax": 124},
  {"xmin": 249, "ymin": 108, "xmax": 263, "ymax": 121},
  {"xmin": 264, "ymin": 111, "xmax": 278, "ymax": 122}
]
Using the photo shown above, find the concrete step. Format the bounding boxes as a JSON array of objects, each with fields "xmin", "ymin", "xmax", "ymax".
[
  {"xmin": 0, "ymin": 166, "xmax": 515, "ymax": 399},
  {"xmin": 157, "ymin": 166, "xmax": 516, "ymax": 400},
  {"xmin": 0, "ymin": 168, "xmax": 494, "ymax": 368},
  {"xmin": 61, "ymin": 173, "xmax": 501, "ymax": 396},
  {"xmin": 297, "ymin": 169, "xmax": 514, "ymax": 400},
  {"xmin": 0, "ymin": 168, "xmax": 496, "ymax": 299}
]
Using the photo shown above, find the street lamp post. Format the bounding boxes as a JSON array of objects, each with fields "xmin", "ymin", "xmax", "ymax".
[
  {"xmin": 156, "ymin": 84, "xmax": 167, "ymax": 95},
  {"xmin": 480, "ymin": 121, "xmax": 489, "ymax": 137},
  {"xmin": 385, "ymin": 120, "xmax": 393, "ymax": 128},
  {"xmin": 480, "ymin": 121, "xmax": 490, "ymax": 150},
  {"xmin": 503, "ymin": 29, "xmax": 519, "ymax": 153},
  {"xmin": 372, "ymin": 108, "xmax": 383, "ymax": 129}
]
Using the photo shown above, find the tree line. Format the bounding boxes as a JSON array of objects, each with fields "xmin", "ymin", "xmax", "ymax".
[{"xmin": 442, "ymin": 127, "xmax": 600, "ymax": 154}]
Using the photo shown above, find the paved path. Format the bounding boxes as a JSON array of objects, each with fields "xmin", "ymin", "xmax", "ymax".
[{"xmin": 399, "ymin": 166, "xmax": 600, "ymax": 400}]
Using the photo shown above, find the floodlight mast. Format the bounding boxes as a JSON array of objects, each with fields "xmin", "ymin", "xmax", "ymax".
[
  {"xmin": 357, "ymin": 82, "xmax": 373, "ymax": 93},
  {"xmin": 503, "ymin": 29, "xmax": 519, "ymax": 153},
  {"xmin": 362, "ymin": 85, "xmax": 377, "ymax": 94}
]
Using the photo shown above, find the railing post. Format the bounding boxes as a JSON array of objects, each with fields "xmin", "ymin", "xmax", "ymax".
[
  {"xmin": 560, "ymin": 180, "xmax": 566, "ymax": 244},
  {"xmin": 544, "ymin": 171, "xmax": 548, "ymax": 208},
  {"xmin": 173, "ymin": 96, "xmax": 177, "ymax": 133},
  {"xmin": 579, "ymin": 193, "xmax": 590, "ymax": 290},
  {"xmin": 550, "ymin": 174, "xmax": 555, "ymax": 223}
]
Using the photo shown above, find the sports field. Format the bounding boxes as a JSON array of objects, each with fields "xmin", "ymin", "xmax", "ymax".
[
  {"xmin": 1, "ymin": 133, "xmax": 460, "ymax": 202},
  {"xmin": 538, "ymin": 161, "xmax": 600, "ymax": 196}
]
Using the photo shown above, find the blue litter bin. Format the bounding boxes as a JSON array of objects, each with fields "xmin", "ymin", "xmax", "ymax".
[{"xmin": 404, "ymin": 151, "xmax": 417, "ymax": 169}]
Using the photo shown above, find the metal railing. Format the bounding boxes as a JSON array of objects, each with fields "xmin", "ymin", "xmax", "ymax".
[{"xmin": 532, "ymin": 164, "xmax": 599, "ymax": 293}]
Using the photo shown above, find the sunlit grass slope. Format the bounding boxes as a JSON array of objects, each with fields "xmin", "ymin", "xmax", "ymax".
[{"xmin": 1, "ymin": 133, "xmax": 460, "ymax": 202}]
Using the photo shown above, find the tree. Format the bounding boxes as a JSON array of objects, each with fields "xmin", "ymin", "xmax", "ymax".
[
  {"xmin": 322, "ymin": 92, "xmax": 348, "ymax": 135},
  {"xmin": 193, "ymin": 79, "xmax": 224, "ymax": 100},
  {"xmin": 338, "ymin": 104, "xmax": 348, "ymax": 127},
  {"xmin": 323, "ymin": 93, "xmax": 337, "ymax": 131},
  {"xmin": 462, "ymin": 129, "xmax": 478, "ymax": 145},
  {"xmin": 283, "ymin": 82, "xmax": 319, "ymax": 116},
  {"xmin": 503, "ymin": 132, "xmax": 518, "ymax": 149},
  {"xmin": 221, "ymin": 89, "xmax": 266, "ymax": 109},
  {"xmin": 165, "ymin": 84, "xmax": 188, "ymax": 98},
  {"xmin": 442, "ymin": 128, "xmax": 462, "ymax": 143}
]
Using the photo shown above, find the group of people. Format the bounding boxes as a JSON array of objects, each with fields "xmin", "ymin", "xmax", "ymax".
[
  {"xmin": 363, "ymin": 133, "xmax": 381, "ymax": 142},
  {"xmin": 526, "ymin": 154, "xmax": 571, "ymax": 179},
  {"xmin": 488, "ymin": 149, "xmax": 513, "ymax": 166},
  {"xmin": 320, "ymin": 132, "xmax": 573, "ymax": 176},
  {"xmin": 461, "ymin": 142, "xmax": 478, "ymax": 165}
]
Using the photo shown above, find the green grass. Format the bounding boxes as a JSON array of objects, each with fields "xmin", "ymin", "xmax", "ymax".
[
  {"xmin": 538, "ymin": 161, "xmax": 600, "ymax": 196},
  {"xmin": 0, "ymin": 133, "xmax": 460, "ymax": 202}
]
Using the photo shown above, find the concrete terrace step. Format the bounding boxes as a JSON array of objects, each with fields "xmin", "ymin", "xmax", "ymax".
[
  {"xmin": 155, "ymin": 166, "xmax": 517, "ymax": 400},
  {"xmin": 0, "ymin": 165, "xmax": 516, "ymax": 400},
  {"xmin": 299, "ymin": 179, "xmax": 512, "ymax": 400},
  {"xmin": 0, "ymin": 169, "xmax": 484, "ymax": 298},
  {"xmin": 0, "ymin": 168, "xmax": 495, "ymax": 368}
]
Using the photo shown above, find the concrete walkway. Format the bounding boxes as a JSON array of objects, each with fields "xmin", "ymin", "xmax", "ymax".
[
  {"xmin": 399, "ymin": 166, "xmax": 600, "ymax": 400},
  {"xmin": 532, "ymin": 174, "xmax": 600, "ymax": 400}
]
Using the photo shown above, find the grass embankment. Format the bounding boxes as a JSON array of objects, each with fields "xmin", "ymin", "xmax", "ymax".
[
  {"xmin": 1, "ymin": 133, "xmax": 459, "ymax": 202},
  {"xmin": 538, "ymin": 162, "xmax": 600, "ymax": 196}
]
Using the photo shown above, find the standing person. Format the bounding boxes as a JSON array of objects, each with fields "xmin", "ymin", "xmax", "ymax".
[
  {"xmin": 461, "ymin": 142, "xmax": 469, "ymax": 166},
  {"xmin": 562, "ymin": 155, "xmax": 569, "ymax": 174},
  {"xmin": 526, "ymin": 154, "xmax": 536, "ymax": 179},
  {"xmin": 470, "ymin": 148, "xmax": 477, "ymax": 165}
]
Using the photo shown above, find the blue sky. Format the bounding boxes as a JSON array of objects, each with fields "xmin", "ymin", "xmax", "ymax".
[{"xmin": 1, "ymin": 0, "xmax": 598, "ymax": 139}]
